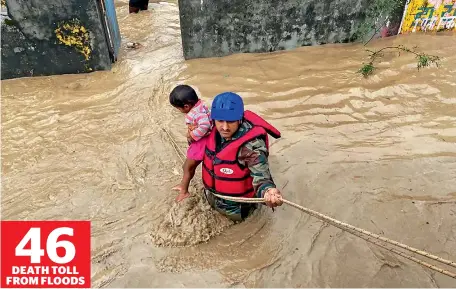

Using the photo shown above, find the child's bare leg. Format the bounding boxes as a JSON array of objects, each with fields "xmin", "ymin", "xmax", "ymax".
[{"xmin": 173, "ymin": 159, "xmax": 201, "ymax": 201}]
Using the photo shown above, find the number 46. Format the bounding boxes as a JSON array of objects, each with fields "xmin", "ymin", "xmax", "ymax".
[{"xmin": 15, "ymin": 227, "xmax": 76, "ymax": 264}]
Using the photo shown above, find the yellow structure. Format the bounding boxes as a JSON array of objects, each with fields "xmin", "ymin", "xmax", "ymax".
[
  {"xmin": 399, "ymin": 0, "xmax": 456, "ymax": 33},
  {"xmin": 55, "ymin": 19, "xmax": 92, "ymax": 61}
]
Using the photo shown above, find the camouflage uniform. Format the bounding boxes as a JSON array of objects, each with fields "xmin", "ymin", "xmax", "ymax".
[{"xmin": 204, "ymin": 120, "xmax": 276, "ymax": 222}]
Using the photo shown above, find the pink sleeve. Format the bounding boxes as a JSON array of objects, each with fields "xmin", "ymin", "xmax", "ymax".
[
  {"xmin": 185, "ymin": 113, "xmax": 193, "ymax": 124},
  {"xmin": 190, "ymin": 113, "xmax": 211, "ymax": 141}
]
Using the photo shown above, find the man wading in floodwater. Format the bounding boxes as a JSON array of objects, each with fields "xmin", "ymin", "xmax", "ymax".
[{"xmin": 202, "ymin": 92, "xmax": 284, "ymax": 222}]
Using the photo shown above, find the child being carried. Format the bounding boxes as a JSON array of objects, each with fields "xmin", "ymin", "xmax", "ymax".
[{"xmin": 169, "ymin": 84, "xmax": 212, "ymax": 202}]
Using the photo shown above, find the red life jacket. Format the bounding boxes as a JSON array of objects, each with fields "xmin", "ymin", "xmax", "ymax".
[{"xmin": 202, "ymin": 110, "xmax": 281, "ymax": 198}]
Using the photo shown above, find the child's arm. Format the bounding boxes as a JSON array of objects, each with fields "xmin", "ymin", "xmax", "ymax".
[{"xmin": 189, "ymin": 113, "xmax": 211, "ymax": 141}]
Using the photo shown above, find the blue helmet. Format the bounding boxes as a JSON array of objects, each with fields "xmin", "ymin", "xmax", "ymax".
[{"xmin": 210, "ymin": 92, "xmax": 244, "ymax": 121}]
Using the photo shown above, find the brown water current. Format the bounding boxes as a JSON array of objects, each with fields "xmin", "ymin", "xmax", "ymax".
[{"xmin": 2, "ymin": 1, "xmax": 456, "ymax": 287}]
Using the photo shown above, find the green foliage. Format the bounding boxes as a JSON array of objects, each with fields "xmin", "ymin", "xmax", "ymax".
[
  {"xmin": 358, "ymin": 45, "xmax": 441, "ymax": 78},
  {"xmin": 3, "ymin": 18, "xmax": 16, "ymax": 26},
  {"xmin": 359, "ymin": 63, "xmax": 375, "ymax": 77},
  {"xmin": 416, "ymin": 54, "xmax": 440, "ymax": 70}
]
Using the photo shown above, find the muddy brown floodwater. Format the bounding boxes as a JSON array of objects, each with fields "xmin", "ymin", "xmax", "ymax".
[{"xmin": 2, "ymin": 1, "xmax": 456, "ymax": 287}]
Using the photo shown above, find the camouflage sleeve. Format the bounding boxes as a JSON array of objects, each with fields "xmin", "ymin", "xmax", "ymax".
[{"xmin": 238, "ymin": 138, "xmax": 276, "ymax": 198}]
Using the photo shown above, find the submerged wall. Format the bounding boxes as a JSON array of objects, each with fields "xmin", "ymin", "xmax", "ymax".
[
  {"xmin": 1, "ymin": 0, "xmax": 112, "ymax": 80},
  {"xmin": 178, "ymin": 0, "xmax": 405, "ymax": 60}
]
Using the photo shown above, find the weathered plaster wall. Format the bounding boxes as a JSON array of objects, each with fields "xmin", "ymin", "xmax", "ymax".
[
  {"xmin": 178, "ymin": 0, "xmax": 405, "ymax": 60},
  {"xmin": 1, "ymin": 0, "xmax": 112, "ymax": 80}
]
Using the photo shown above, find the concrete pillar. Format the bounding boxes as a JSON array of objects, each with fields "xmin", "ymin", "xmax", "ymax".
[{"xmin": 1, "ymin": 0, "xmax": 115, "ymax": 80}]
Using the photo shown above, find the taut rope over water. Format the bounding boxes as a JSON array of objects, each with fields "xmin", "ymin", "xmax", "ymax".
[{"xmin": 162, "ymin": 127, "xmax": 456, "ymax": 279}]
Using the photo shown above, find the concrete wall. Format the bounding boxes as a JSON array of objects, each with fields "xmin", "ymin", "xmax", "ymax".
[
  {"xmin": 178, "ymin": 0, "xmax": 403, "ymax": 60},
  {"xmin": 1, "ymin": 0, "xmax": 112, "ymax": 80}
]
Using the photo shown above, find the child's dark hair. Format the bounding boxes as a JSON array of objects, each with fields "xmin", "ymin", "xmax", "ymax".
[{"xmin": 169, "ymin": 84, "xmax": 199, "ymax": 108}]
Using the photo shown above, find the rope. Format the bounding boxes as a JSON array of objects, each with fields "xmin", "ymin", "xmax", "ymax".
[
  {"xmin": 162, "ymin": 127, "xmax": 456, "ymax": 279},
  {"xmin": 282, "ymin": 199, "xmax": 456, "ymax": 270},
  {"xmin": 162, "ymin": 128, "xmax": 185, "ymax": 163},
  {"xmin": 212, "ymin": 196, "xmax": 456, "ymax": 279},
  {"xmin": 335, "ymin": 222, "xmax": 456, "ymax": 279},
  {"xmin": 213, "ymin": 194, "xmax": 456, "ymax": 269}
]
